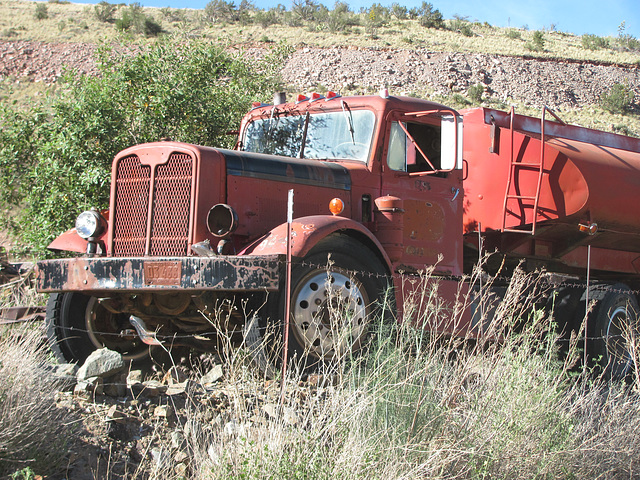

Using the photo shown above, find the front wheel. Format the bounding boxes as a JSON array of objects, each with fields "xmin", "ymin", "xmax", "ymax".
[
  {"xmin": 46, "ymin": 292, "xmax": 150, "ymax": 364},
  {"xmin": 280, "ymin": 235, "xmax": 392, "ymax": 369}
]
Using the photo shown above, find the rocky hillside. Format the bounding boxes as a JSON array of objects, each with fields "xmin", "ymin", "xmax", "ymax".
[{"xmin": 2, "ymin": 39, "xmax": 639, "ymax": 114}]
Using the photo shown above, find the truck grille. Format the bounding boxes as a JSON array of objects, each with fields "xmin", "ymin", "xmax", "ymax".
[{"xmin": 112, "ymin": 153, "xmax": 194, "ymax": 256}]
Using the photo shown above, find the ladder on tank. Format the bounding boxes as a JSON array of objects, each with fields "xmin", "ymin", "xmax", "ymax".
[{"xmin": 501, "ymin": 106, "xmax": 565, "ymax": 235}]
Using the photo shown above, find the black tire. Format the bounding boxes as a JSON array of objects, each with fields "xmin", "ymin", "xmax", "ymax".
[
  {"xmin": 46, "ymin": 292, "xmax": 151, "ymax": 364},
  {"xmin": 589, "ymin": 284, "xmax": 639, "ymax": 380},
  {"xmin": 277, "ymin": 234, "xmax": 392, "ymax": 371}
]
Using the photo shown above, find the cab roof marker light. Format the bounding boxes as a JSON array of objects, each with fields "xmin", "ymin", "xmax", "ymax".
[
  {"xmin": 379, "ymin": 87, "xmax": 390, "ymax": 98},
  {"xmin": 310, "ymin": 92, "xmax": 323, "ymax": 102},
  {"xmin": 325, "ymin": 91, "xmax": 341, "ymax": 101},
  {"xmin": 251, "ymin": 101, "xmax": 270, "ymax": 110},
  {"xmin": 296, "ymin": 94, "xmax": 308, "ymax": 104}
]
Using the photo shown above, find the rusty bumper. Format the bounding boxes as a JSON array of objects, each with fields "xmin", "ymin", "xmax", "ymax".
[{"xmin": 35, "ymin": 255, "xmax": 282, "ymax": 293}]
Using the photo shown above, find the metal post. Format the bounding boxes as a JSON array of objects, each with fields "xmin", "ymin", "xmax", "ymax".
[
  {"xmin": 584, "ymin": 244, "xmax": 591, "ymax": 373},
  {"xmin": 280, "ymin": 189, "xmax": 294, "ymax": 406}
]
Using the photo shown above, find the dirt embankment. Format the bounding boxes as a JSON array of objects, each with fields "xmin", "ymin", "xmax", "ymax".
[{"xmin": 1, "ymin": 40, "xmax": 639, "ymax": 110}]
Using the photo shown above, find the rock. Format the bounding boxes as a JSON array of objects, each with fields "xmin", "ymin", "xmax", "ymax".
[
  {"xmin": 262, "ymin": 403, "xmax": 277, "ymax": 419},
  {"xmin": 201, "ymin": 364, "xmax": 223, "ymax": 385},
  {"xmin": 154, "ymin": 404, "xmax": 174, "ymax": 420},
  {"xmin": 163, "ymin": 366, "xmax": 188, "ymax": 385},
  {"xmin": 283, "ymin": 407, "xmax": 299, "ymax": 426},
  {"xmin": 74, "ymin": 376, "xmax": 103, "ymax": 397},
  {"xmin": 77, "ymin": 348, "xmax": 125, "ymax": 381},
  {"xmin": 106, "ymin": 405, "xmax": 127, "ymax": 424},
  {"xmin": 127, "ymin": 369, "xmax": 144, "ymax": 386},
  {"xmin": 141, "ymin": 380, "xmax": 167, "ymax": 397},
  {"xmin": 104, "ymin": 372, "xmax": 127, "ymax": 397},
  {"xmin": 171, "ymin": 431, "xmax": 186, "ymax": 450}
]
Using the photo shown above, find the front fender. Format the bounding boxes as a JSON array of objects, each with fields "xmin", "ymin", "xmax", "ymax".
[
  {"xmin": 48, "ymin": 227, "xmax": 89, "ymax": 253},
  {"xmin": 240, "ymin": 215, "xmax": 392, "ymax": 271}
]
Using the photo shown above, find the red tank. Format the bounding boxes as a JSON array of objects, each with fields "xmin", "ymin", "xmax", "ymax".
[{"xmin": 462, "ymin": 107, "xmax": 640, "ymax": 277}]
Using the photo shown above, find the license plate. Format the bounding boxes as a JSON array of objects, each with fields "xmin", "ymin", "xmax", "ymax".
[{"xmin": 143, "ymin": 261, "xmax": 182, "ymax": 286}]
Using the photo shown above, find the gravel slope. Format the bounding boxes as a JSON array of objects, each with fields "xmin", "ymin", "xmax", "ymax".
[{"xmin": 1, "ymin": 40, "xmax": 639, "ymax": 110}]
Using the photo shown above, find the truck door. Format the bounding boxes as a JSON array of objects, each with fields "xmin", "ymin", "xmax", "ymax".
[{"xmin": 380, "ymin": 112, "xmax": 464, "ymax": 277}]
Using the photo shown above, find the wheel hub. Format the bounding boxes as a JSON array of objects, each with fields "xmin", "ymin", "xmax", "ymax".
[{"xmin": 291, "ymin": 270, "xmax": 368, "ymax": 359}]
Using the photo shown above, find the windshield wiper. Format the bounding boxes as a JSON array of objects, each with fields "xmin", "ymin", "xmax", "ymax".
[
  {"xmin": 298, "ymin": 111, "xmax": 310, "ymax": 159},
  {"xmin": 341, "ymin": 100, "xmax": 355, "ymax": 145}
]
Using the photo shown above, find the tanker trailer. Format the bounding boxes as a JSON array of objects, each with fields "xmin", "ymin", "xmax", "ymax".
[{"xmin": 461, "ymin": 106, "xmax": 640, "ymax": 378}]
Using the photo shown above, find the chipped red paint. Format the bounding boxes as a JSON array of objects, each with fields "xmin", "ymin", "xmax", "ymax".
[{"xmin": 36, "ymin": 255, "xmax": 281, "ymax": 293}]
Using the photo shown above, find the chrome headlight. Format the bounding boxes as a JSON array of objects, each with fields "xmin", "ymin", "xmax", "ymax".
[{"xmin": 75, "ymin": 209, "xmax": 105, "ymax": 240}]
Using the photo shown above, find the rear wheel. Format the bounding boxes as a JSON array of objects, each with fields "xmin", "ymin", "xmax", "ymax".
[
  {"xmin": 590, "ymin": 285, "xmax": 639, "ymax": 379},
  {"xmin": 280, "ymin": 235, "xmax": 392, "ymax": 370},
  {"xmin": 46, "ymin": 292, "xmax": 150, "ymax": 364}
]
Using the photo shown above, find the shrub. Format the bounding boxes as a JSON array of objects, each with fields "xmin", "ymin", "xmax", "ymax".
[
  {"xmin": 94, "ymin": 1, "xmax": 117, "ymax": 23},
  {"xmin": 468, "ymin": 83, "xmax": 484, "ymax": 103},
  {"xmin": 600, "ymin": 82, "xmax": 635, "ymax": 114},
  {"xmin": 414, "ymin": 1, "xmax": 444, "ymax": 29},
  {"xmin": 0, "ymin": 325, "xmax": 75, "ymax": 476},
  {"xmin": 449, "ymin": 14, "xmax": 473, "ymax": 36},
  {"xmin": 506, "ymin": 29, "xmax": 521, "ymax": 40},
  {"xmin": 526, "ymin": 30, "xmax": 545, "ymax": 51},
  {"xmin": 582, "ymin": 33, "xmax": 609, "ymax": 50},
  {"xmin": 390, "ymin": 2, "xmax": 407, "ymax": 20},
  {"xmin": 34, "ymin": 3, "xmax": 48, "ymax": 20},
  {"xmin": 115, "ymin": 3, "xmax": 163, "ymax": 36},
  {"xmin": 0, "ymin": 37, "xmax": 291, "ymax": 252},
  {"xmin": 617, "ymin": 21, "xmax": 640, "ymax": 52}
]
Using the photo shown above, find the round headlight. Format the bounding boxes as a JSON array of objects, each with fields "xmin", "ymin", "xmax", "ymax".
[
  {"xmin": 75, "ymin": 210, "xmax": 104, "ymax": 240},
  {"xmin": 207, "ymin": 204, "xmax": 238, "ymax": 238}
]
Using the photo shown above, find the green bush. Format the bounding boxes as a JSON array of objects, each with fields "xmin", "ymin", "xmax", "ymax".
[
  {"xmin": 506, "ymin": 29, "xmax": 521, "ymax": 40},
  {"xmin": 468, "ymin": 83, "xmax": 484, "ymax": 103},
  {"xmin": 600, "ymin": 82, "xmax": 635, "ymax": 114},
  {"xmin": 617, "ymin": 21, "xmax": 640, "ymax": 52},
  {"xmin": 0, "ymin": 37, "xmax": 291, "ymax": 252},
  {"xmin": 115, "ymin": 2, "xmax": 163, "ymax": 36},
  {"xmin": 526, "ymin": 30, "xmax": 545, "ymax": 51},
  {"xmin": 582, "ymin": 33, "xmax": 609, "ymax": 50},
  {"xmin": 94, "ymin": 1, "xmax": 117, "ymax": 23},
  {"xmin": 413, "ymin": 1, "xmax": 444, "ymax": 29},
  {"xmin": 34, "ymin": 3, "xmax": 48, "ymax": 20}
]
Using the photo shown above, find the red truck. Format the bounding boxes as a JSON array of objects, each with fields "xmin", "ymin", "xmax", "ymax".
[{"xmin": 36, "ymin": 91, "xmax": 640, "ymax": 376}]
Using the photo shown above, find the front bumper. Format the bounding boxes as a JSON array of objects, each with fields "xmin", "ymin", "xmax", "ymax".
[{"xmin": 36, "ymin": 255, "xmax": 282, "ymax": 293}]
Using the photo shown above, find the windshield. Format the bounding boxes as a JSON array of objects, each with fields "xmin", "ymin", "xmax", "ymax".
[{"xmin": 242, "ymin": 109, "xmax": 376, "ymax": 163}]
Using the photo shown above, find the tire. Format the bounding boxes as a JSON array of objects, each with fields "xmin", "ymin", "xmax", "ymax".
[
  {"xmin": 590, "ymin": 284, "xmax": 639, "ymax": 380},
  {"xmin": 46, "ymin": 292, "xmax": 150, "ymax": 364},
  {"xmin": 277, "ymin": 234, "xmax": 392, "ymax": 371}
]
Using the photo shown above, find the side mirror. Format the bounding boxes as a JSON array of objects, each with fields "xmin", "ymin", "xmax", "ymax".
[{"xmin": 441, "ymin": 115, "xmax": 463, "ymax": 170}]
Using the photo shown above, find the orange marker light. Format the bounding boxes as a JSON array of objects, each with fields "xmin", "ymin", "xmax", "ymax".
[
  {"xmin": 578, "ymin": 222, "xmax": 598, "ymax": 235},
  {"xmin": 329, "ymin": 198, "xmax": 344, "ymax": 215}
]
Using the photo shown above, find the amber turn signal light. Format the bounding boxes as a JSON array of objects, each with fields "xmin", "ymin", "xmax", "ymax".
[{"xmin": 329, "ymin": 198, "xmax": 344, "ymax": 215}]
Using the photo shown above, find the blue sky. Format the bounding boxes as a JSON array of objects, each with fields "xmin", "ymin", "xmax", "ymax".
[{"xmin": 135, "ymin": 0, "xmax": 640, "ymax": 37}]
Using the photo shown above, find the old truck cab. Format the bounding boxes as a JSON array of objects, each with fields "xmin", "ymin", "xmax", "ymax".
[{"xmin": 36, "ymin": 91, "xmax": 464, "ymax": 368}]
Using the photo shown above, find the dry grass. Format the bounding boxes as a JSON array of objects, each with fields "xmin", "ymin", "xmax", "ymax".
[
  {"xmin": 84, "ymin": 268, "xmax": 638, "ymax": 480},
  {"xmin": 0, "ymin": 323, "xmax": 75, "ymax": 476},
  {"xmin": 1, "ymin": 269, "xmax": 639, "ymax": 478}
]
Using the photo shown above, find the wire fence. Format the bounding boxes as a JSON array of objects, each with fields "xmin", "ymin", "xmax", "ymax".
[{"xmin": 2, "ymin": 258, "xmax": 640, "ymax": 346}]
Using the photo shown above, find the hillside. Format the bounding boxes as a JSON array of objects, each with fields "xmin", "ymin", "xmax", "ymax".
[{"xmin": 1, "ymin": 0, "xmax": 639, "ymax": 136}]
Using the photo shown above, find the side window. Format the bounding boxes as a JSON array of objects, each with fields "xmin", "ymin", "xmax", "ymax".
[
  {"xmin": 386, "ymin": 121, "xmax": 442, "ymax": 173},
  {"xmin": 387, "ymin": 122, "xmax": 407, "ymax": 171}
]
